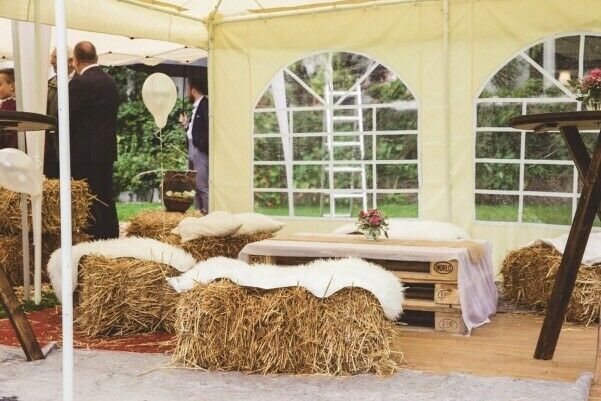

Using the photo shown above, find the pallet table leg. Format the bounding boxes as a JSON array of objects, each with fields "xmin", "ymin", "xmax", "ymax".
[
  {"xmin": 0, "ymin": 264, "xmax": 44, "ymax": 361},
  {"xmin": 596, "ymin": 310, "xmax": 601, "ymax": 384},
  {"xmin": 534, "ymin": 131, "xmax": 601, "ymax": 360}
]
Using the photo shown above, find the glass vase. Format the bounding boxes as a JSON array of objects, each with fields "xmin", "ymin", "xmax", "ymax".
[
  {"xmin": 585, "ymin": 99, "xmax": 601, "ymax": 111},
  {"xmin": 363, "ymin": 230, "xmax": 381, "ymax": 241}
]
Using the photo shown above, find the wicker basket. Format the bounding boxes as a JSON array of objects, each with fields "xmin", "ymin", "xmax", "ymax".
[{"xmin": 162, "ymin": 170, "xmax": 196, "ymax": 213}]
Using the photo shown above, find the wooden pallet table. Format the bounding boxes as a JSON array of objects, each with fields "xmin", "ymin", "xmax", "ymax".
[{"xmin": 242, "ymin": 234, "xmax": 496, "ymax": 335}]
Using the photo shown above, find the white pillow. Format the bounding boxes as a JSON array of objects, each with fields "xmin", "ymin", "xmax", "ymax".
[
  {"xmin": 333, "ymin": 219, "xmax": 471, "ymax": 241},
  {"xmin": 171, "ymin": 212, "xmax": 243, "ymax": 241},
  {"xmin": 234, "ymin": 213, "xmax": 284, "ymax": 236}
]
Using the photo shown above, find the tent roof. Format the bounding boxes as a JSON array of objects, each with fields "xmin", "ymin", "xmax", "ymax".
[{"xmin": 0, "ymin": 0, "xmax": 408, "ymax": 48}]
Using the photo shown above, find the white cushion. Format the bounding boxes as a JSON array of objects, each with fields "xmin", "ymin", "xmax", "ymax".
[
  {"xmin": 234, "ymin": 213, "xmax": 284, "ymax": 236},
  {"xmin": 171, "ymin": 212, "xmax": 243, "ymax": 241},
  {"xmin": 333, "ymin": 219, "xmax": 471, "ymax": 241}
]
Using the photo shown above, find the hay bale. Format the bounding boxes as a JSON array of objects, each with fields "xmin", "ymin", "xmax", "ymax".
[
  {"xmin": 126, "ymin": 210, "xmax": 272, "ymax": 261},
  {"xmin": 0, "ymin": 233, "xmax": 90, "ymax": 287},
  {"xmin": 75, "ymin": 255, "xmax": 181, "ymax": 336},
  {"xmin": 172, "ymin": 280, "xmax": 402, "ymax": 375},
  {"xmin": 126, "ymin": 210, "xmax": 202, "ymax": 238},
  {"xmin": 0, "ymin": 179, "xmax": 93, "ymax": 235},
  {"xmin": 501, "ymin": 244, "xmax": 601, "ymax": 325}
]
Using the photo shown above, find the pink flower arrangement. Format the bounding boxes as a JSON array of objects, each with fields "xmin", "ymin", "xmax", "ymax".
[
  {"xmin": 357, "ymin": 209, "xmax": 389, "ymax": 240},
  {"xmin": 571, "ymin": 68, "xmax": 601, "ymax": 110}
]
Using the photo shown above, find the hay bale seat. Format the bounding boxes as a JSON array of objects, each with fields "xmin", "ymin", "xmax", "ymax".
[
  {"xmin": 0, "ymin": 179, "xmax": 93, "ymax": 235},
  {"xmin": 172, "ymin": 280, "xmax": 402, "ymax": 375},
  {"xmin": 0, "ymin": 233, "xmax": 90, "ymax": 286},
  {"xmin": 126, "ymin": 210, "xmax": 274, "ymax": 261},
  {"xmin": 75, "ymin": 254, "xmax": 181, "ymax": 336},
  {"xmin": 501, "ymin": 244, "xmax": 601, "ymax": 325}
]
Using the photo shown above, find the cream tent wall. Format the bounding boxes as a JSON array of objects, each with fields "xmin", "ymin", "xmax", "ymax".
[{"xmin": 209, "ymin": 0, "xmax": 601, "ymax": 268}]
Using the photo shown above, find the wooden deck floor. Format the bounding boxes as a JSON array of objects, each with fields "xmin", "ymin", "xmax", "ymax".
[{"xmin": 394, "ymin": 313, "xmax": 600, "ymax": 399}]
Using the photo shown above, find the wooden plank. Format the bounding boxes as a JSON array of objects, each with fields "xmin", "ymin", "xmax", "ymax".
[
  {"xmin": 429, "ymin": 260, "xmax": 459, "ymax": 281},
  {"xmin": 434, "ymin": 283, "xmax": 460, "ymax": 305},
  {"xmin": 535, "ymin": 131, "xmax": 601, "ymax": 360},
  {"xmin": 403, "ymin": 298, "xmax": 461, "ymax": 313},
  {"xmin": 0, "ymin": 264, "xmax": 44, "ymax": 361},
  {"xmin": 435, "ymin": 312, "xmax": 467, "ymax": 335}
]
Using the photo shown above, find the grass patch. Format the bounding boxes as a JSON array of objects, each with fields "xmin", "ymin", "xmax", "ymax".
[
  {"xmin": 0, "ymin": 289, "xmax": 59, "ymax": 319},
  {"xmin": 116, "ymin": 202, "xmax": 163, "ymax": 222}
]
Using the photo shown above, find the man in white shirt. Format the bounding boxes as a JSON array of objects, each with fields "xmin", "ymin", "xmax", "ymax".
[{"xmin": 179, "ymin": 74, "xmax": 209, "ymax": 211}]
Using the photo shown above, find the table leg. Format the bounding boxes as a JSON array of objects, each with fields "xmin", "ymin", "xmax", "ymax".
[{"xmin": 534, "ymin": 133, "xmax": 601, "ymax": 360}]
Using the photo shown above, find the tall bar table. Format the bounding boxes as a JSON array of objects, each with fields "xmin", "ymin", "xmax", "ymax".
[{"xmin": 509, "ymin": 111, "xmax": 601, "ymax": 360}]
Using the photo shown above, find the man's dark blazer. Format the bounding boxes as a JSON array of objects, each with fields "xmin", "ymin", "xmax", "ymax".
[
  {"xmin": 69, "ymin": 66, "xmax": 119, "ymax": 162},
  {"xmin": 191, "ymin": 96, "xmax": 209, "ymax": 155}
]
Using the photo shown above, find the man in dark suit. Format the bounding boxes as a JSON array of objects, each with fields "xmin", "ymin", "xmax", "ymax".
[
  {"xmin": 180, "ymin": 74, "xmax": 209, "ymax": 211},
  {"xmin": 69, "ymin": 41, "xmax": 119, "ymax": 239}
]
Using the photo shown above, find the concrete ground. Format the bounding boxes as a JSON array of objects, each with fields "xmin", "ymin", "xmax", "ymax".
[{"xmin": 0, "ymin": 346, "xmax": 592, "ymax": 401}]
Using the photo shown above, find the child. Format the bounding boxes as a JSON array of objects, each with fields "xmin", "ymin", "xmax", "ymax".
[{"xmin": 0, "ymin": 68, "xmax": 18, "ymax": 149}]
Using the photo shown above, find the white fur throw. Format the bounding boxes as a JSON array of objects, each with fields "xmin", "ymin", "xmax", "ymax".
[
  {"xmin": 167, "ymin": 257, "xmax": 404, "ymax": 321},
  {"xmin": 48, "ymin": 237, "xmax": 197, "ymax": 300}
]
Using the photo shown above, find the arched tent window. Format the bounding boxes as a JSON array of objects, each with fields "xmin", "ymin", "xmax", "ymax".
[
  {"xmin": 252, "ymin": 52, "xmax": 419, "ymax": 218},
  {"xmin": 475, "ymin": 34, "xmax": 601, "ymax": 225}
]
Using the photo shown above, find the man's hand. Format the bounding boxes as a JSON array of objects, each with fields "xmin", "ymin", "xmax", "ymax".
[{"xmin": 179, "ymin": 113, "xmax": 189, "ymax": 129}]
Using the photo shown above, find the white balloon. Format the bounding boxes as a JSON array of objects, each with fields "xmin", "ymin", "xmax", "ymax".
[
  {"xmin": 142, "ymin": 73, "xmax": 177, "ymax": 129},
  {"xmin": 0, "ymin": 148, "xmax": 43, "ymax": 196}
]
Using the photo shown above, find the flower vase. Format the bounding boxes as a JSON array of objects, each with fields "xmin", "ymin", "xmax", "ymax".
[{"xmin": 363, "ymin": 230, "xmax": 381, "ymax": 241}]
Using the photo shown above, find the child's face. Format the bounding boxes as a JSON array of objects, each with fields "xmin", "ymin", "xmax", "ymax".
[{"xmin": 0, "ymin": 75, "xmax": 15, "ymax": 99}]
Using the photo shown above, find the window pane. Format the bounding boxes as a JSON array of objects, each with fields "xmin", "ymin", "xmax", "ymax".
[
  {"xmin": 376, "ymin": 108, "xmax": 417, "ymax": 130},
  {"xmin": 254, "ymin": 112, "xmax": 279, "ymax": 134},
  {"xmin": 332, "ymin": 52, "xmax": 373, "ymax": 92},
  {"xmin": 254, "ymin": 192, "xmax": 288, "ymax": 216},
  {"xmin": 362, "ymin": 108, "xmax": 374, "ymax": 131},
  {"xmin": 293, "ymin": 110, "xmax": 325, "ymax": 133},
  {"xmin": 377, "ymin": 193, "xmax": 418, "ymax": 218},
  {"xmin": 376, "ymin": 135, "xmax": 417, "ymax": 160},
  {"xmin": 254, "ymin": 165, "xmax": 287, "ymax": 188},
  {"xmin": 256, "ymin": 85, "xmax": 275, "ymax": 108},
  {"xmin": 287, "ymin": 53, "xmax": 328, "ymax": 101},
  {"xmin": 293, "ymin": 165, "xmax": 328, "ymax": 189},
  {"xmin": 553, "ymin": 36, "xmax": 580, "ymax": 83},
  {"xmin": 362, "ymin": 64, "xmax": 414, "ymax": 104},
  {"xmin": 526, "ymin": 102, "xmax": 577, "ymax": 115},
  {"xmin": 333, "ymin": 167, "xmax": 371, "ymax": 190},
  {"xmin": 476, "ymin": 131, "xmax": 521, "ymax": 159},
  {"xmin": 584, "ymin": 36, "xmax": 601, "ymax": 75},
  {"xmin": 293, "ymin": 136, "xmax": 326, "ymax": 161},
  {"xmin": 476, "ymin": 103, "xmax": 521, "ymax": 127},
  {"xmin": 293, "ymin": 193, "xmax": 329, "ymax": 217},
  {"xmin": 475, "ymin": 194, "xmax": 518, "ymax": 222},
  {"xmin": 376, "ymin": 164, "xmax": 418, "ymax": 189},
  {"xmin": 523, "ymin": 196, "xmax": 572, "ymax": 225},
  {"xmin": 475, "ymin": 163, "xmax": 519, "ymax": 191},
  {"xmin": 284, "ymin": 72, "xmax": 321, "ymax": 107},
  {"xmin": 254, "ymin": 137, "xmax": 284, "ymax": 161},
  {"xmin": 524, "ymin": 164, "xmax": 573, "ymax": 193},
  {"xmin": 332, "ymin": 197, "xmax": 364, "ymax": 218},
  {"xmin": 331, "ymin": 135, "xmax": 370, "ymax": 161},
  {"xmin": 525, "ymin": 132, "xmax": 570, "ymax": 160}
]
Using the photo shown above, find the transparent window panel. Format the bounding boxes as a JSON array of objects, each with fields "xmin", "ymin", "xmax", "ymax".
[
  {"xmin": 376, "ymin": 193, "xmax": 418, "ymax": 218},
  {"xmin": 255, "ymin": 85, "xmax": 275, "ymax": 108},
  {"xmin": 361, "ymin": 64, "xmax": 415, "ymax": 104},
  {"xmin": 362, "ymin": 108, "xmax": 374, "ymax": 131},
  {"xmin": 524, "ymin": 164, "xmax": 573, "ymax": 193},
  {"xmin": 584, "ymin": 36, "xmax": 601, "ymax": 74},
  {"xmin": 523, "ymin": 196, "xmax": 572, "ymax": 225},
  {"xmin": 332, "ymin": 168, "xmax": 372, "ymax": 190},
  {"xmin": 553, "ymin": 36, "xmax": 580, "ymax": 82},
  {"xmin": 475, "ymin": 194, "xmax": 518, "ymax": 222},
  {"xmin": 575, "ymin": 196, "xmax": 601, "ymax": 227},
  {"xmin": 293, "ymin": 192, "xmax": 330, "ymax": 217},
  {"xmin": 376, "ymin": 108, "xmax": 418, "ymax": 130},
  {"xmin": 475, "ymin": 163, "xmax": 519, "ymax": 191},
  {"xmin": 293, "ymin": 110, "xmax": 325, "ymax": 133},
  {"xmin": 254, "ymin": 112, "xmax": 279, "ymax": 134},
  {"xmin": 332, "ymin": 52, "xmax": 373, "ymax": 92},
  {"xmin": 582, "ymin": 132, "xmax": 600, "ymax": 154},
  {"xmin": 480, "ymin": 55, "xmax": 568, "ymax": 98},
  {"xmin": 476, "ymin": 131, "xmax": 521, "ymax": 159},
  {"xmin": 287, "ymin": 53, "xmax": 328, "ymax": 101},
  {"xmin": 376, "ymin": 164, "xmax": 418, "ymax": 189},
  {"xmin": 283, "ymin": 72, "xmax": 321, "ymax": 107},
  {"xmin": 293, "ymin": 165, "xmax": 329, "ymax": 189},
  {"xmin": 525, "ymin": 132, "xmax": 570, "ymax": 160},
  {"xmin": 526, "ymin": 102, "xmax": 577, "ymax": 115},
  {"xmin": 376, "ymin": 135, "xmax": 418, "ymax": 160},
  {"xmin": 254, "ymin": 137, "xmax": 284, "ymax": 161},
  {"xmin": 332, "ymin": 197, "xmax": 364, "ymax": 218},
  {"xmin": 254, "ymin": 165, "xmax": 287, "ymax": 188},
  {"xmin": 254, "ymin": 192, "xmax": 289, "ymax": 216},
  {"xmin": 476, "ymin": 103, "xmax": 521, "ymax": 127},
  {"xmin": 293, "ymin": 136, "xmax": 326, "ymax": 161}
]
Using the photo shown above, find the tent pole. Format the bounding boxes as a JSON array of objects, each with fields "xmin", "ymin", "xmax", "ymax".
[
  {"xmin": 442, "ymin": 0, "xmax": 451, "ymax": 221},
  {"xmin": 54, "ymin": 0, "xmax": 74, "ymax": 400}
]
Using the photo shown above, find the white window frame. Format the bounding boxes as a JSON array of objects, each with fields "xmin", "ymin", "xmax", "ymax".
[
  {"xmin": 473, "ymin": 33, "xmax": 601, "ymax": 227},
  {"xmin": 251, "ymin": 51, "xmax": 421, "ymax": 219}
]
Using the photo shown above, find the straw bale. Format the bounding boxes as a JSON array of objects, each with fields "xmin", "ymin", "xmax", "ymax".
[
  {"xmin": 75, "ymin": 255, "xmax": 181, "ymax": 336},
  {"xmin": 172, "ymin": 280, "xmax": 402, "ymax": 375},
  {"xmin": 0, "ymin": 233, "xmax": 90, "ymax": 287},
  {"xmin": 125, "ymin": 210, "xmax": 203, "ymax": 238},
  {"xmin": 0, "ymin": 179, "xmax": 93, "ymax": 236},
  {"xmin": 501, "ymin": 244, "xmax": 601, "ymax": 325}
]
